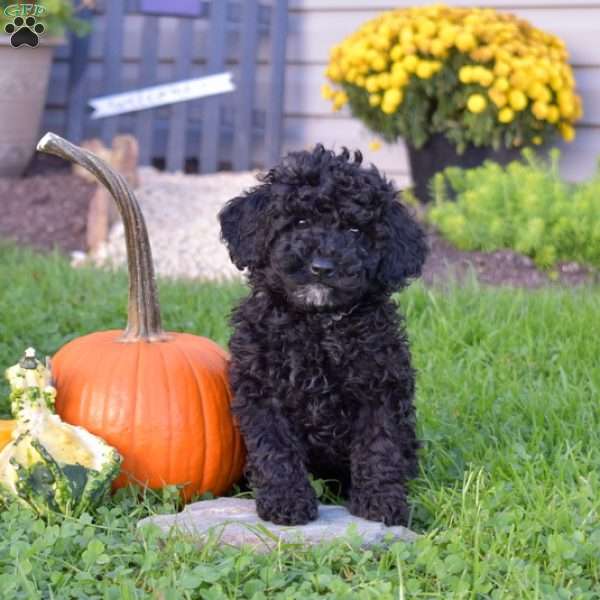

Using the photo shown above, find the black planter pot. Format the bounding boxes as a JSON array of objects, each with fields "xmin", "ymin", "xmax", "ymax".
[{"xmin": 407, "ymin": 133, "xmax": 522, "ymax": 203}]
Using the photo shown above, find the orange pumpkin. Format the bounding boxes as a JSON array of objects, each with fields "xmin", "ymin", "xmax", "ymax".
[
  {"xmin": 38, "ymin": 133, "xmax": 245, "ymax": 501},
  {"xmin": 0, "ymin": 420, "xmax": 16, "ymax": 451}
]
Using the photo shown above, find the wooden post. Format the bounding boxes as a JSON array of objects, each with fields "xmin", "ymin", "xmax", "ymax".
[
  {"xmin": 233, "ymin": 0, "xmax": 259, "ymax": 171},
  {"xmin": 135, "ymin": 15, "xmax": 159, "ymax": 166},
  {"xmin": 101, "ymin": 1, "xmax": 125, "ymax": 146},
  {"xmin": 265, "ymin": 0, "xmax": 288, "ymax": 167},
  {"xmin": 72, "ymin": 136, "xmax": 139, "ymax": 254},
  {"xmin": 200, "ymin": 0, "xmax": 228, "ymax": 173},
  {"xmin": 166, "ymin": 18, "xmax": 194, "ymax": 172}
]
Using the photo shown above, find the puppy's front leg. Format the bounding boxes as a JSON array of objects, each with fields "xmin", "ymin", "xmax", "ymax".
[
  {"xmin": 235, "ymin": 398, "xmax": 318, "ymax": 525},
  {"xmin": 349, "ymin": 405, "xmax": 417, "ymax": 526}
]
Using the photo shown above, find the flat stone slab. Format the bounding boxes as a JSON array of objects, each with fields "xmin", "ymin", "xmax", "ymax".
[{"xmin": 137, "ymin": 497, "xmax": 417, "ymax": 551}]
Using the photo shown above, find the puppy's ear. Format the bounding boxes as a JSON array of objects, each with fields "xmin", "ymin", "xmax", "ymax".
[
  {"xmin": 378, "ymin": 199, "xmax": 428, "ymax": 290},
  {"xmin": 219, "ymin": 187, "xmax": 269, "ymax": 270}
]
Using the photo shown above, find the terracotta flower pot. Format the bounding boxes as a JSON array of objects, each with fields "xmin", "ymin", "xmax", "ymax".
[
  {"xmin": 407, "ymin": 133, "xmax": 523, "ymax": 203},
  {"xmin": 0, "ymin": 37, "xmax": 63, "ymax": 176}
]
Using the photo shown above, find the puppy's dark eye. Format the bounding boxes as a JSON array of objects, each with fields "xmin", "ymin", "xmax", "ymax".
[
  {"xmin": 349, "ymin": 227, "xmax": 361, "ymax": 234},
  {"xmin": 296, "ymin": 219, "xmax": 309, "ymax": 228}
]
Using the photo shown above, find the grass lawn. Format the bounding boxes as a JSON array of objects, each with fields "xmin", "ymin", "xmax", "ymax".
[{"xmin": 1, "ymin": 243, "xmax": 599, "ymax": 599}]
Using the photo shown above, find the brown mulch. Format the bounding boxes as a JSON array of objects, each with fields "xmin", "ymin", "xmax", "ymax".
[
  {"xmin": 0, "ymin": 156, "xmax": 95, "ymax": 254},
  {"xmin": 422, "ymin": 229, "xmax": 597, "ymax": 288},
  {"xmin": 0, "ymin": 161, "xmax": 597, "ymax": 288}
]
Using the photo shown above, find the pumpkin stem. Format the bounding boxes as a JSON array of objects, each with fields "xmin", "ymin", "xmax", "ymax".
[{"xmin": 37, "ymin": 132, "xmax": 168, "ymax": 342}]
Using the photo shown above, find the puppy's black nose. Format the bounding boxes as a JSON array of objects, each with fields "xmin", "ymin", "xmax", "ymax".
[{"xmin": 310, "ymin": 257, "xmax": 335, "ymax": 278}]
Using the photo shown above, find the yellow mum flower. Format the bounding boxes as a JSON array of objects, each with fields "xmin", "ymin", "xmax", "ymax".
[
  {"xmin": 533, "ymin": 66, "xmax": 549, "ymax": 83},
  {"xmin": 332, "ymin": 91, "xmax": 348, "ymax": 111},
  {"xmin": 471, "ymin": 47, "xmax": 494, "ymax": 63},
  {"xmin": 321, "ymin": 84, "xmax": 335, "ymax": 100},
  {"xmin": 489, "ymin": 89, "xmax": 507, "ymax": 108},
  {"xmin": 416, "ymin": 61, "xmax": 435, "ymax": 79},
  {"xmin": 365, "ymin": 76, "xmax": 379, "ymax": 93},
  {"xmin": 537, "ymin": 87, "xmax": 551, "ymax": 104},
  {"xmin": 532, "ymin": 135, "xmax": 543, "ymax": 145},
  {"xmin": 509, "ymin": 89, "xmax": 528, "ymax": 111},
  {"xmin": 417, "ymin": 18, "xmax": 437, "ymax": 38},
  {"xmin": 323, "ymin": 5, "xmax": 581, "ymax": 143},
  {"xmin": 391, "ymin": 61, "xmax": 407, "ymax": 76},
  {"xmin": 378, "ymin": 73, "xmax": 391, "ymax": 89},
  {"xmin": 383, "ymin": 88, "xmax": 402, "ymax": 106},
  {"xmin": 559, "ymin": 100, "xmax": 574, "ymax": 118},
  {"xmin": 399, "ymin": 27, "xmax": 413, "ymax": 45},
  {"xmin": 373, "ymin": 36, "xmax": 390, "ymax": 52},
  {"xmin": 402, "ymin": 55, "xmax": 418, "ymax": 72},
  {"xmin": 430, "ymin": 39, "xmax": 447, "ymax": 57},
  {"xmin": 493, "ymin": 77, "xmax": 509, "ymax": 92},
  {"xmin": 494, "ymin": 62, "xmax": 511, "ymax": 77},
  {"xmin": 377, "ymin": 23, "xmax": 393, "ymax": 40},
  {"xmin": 467, "ymin": 94, "xmax": 487, "ymax": 113},
  {"xmin": 558, "ymin": 90, "xmax": 575, "ymax": 118},
  {"xmin": 459, "ymin": 66, "xmax": 473, "ymax": 84},
  {"xmin": 391, "ymin": 69, "xmax": 408, "ymax": 87},
  {"xmin": 498, "ymin": 107, "xmax": 515, "ymax": 123},
  {"xmin": 438, "ymin": 24, "xmax": 457, "ymax": 46},
  {"xmin": 365, "ymin": 48, "xmax": 378, "ymax": 63},
  {"xmin": 528, "ymin": 82, "xmax": 549, "ymax": 102},
  {"xmin": 473, "ymin": 67, "xmax": 494, "ymax": 87},
  {"xmin": 562, "ymin": 71, "xmax": 575, "ymax": 88},
  {"xmin": 329, "ymin": 46, "xmax": 341, "ymax": 62},
  {"xmin": 438, "ymin": 23, "xmax": 458, "ymax": 46},
  {"xmin": 573, "ymin": 95, "xmax": 584, "ymax": 119},
  {"xmin": 326, "ymin": 63, "xmax": 342, "ymax": 82},
  {"xmin": 371, "ymin": 55, "xmax": 387, "ymax": 72},
  {"xmin": 532, "ymin": 101, "xmax": 549, "ymax": 120},
  {"xmin": 550, "ymin": 75, "xmax": 563, "ymax": 92},
  {"xmin": 415, "ymin": 36, "xmax": 431, "ymax": 54},
  {"xmin": 560, "ymin": 123, "xmax": 575, "ymax": 142},
  {"xmin": 510, "ymin": 71, "xmax": 529, "ymax": 91},
  {"xmin": 455, "ymin": 31, "xmax": 476, "ymax": 52},
  {"xmin": 546, "ymin": 105, "xmax": 560, "ymax": 123},
  {"xmin": 390, "ymin": 44, "xmax": 403, "ymax": 61}
]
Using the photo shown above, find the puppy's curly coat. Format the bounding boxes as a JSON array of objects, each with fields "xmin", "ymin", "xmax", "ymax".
[{"xmin": 219, "ymin": 145, "xmax": 427, "ymax": 526}]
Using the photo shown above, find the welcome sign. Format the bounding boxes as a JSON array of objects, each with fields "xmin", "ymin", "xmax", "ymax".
[{"xmin": 89, "ymin": 72, "xmax": 235, "ymax": 119}]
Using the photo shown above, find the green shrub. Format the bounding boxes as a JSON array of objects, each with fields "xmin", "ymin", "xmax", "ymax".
[{"xmin": 427, "ymin": 149, "xmax": 600, "ymax": 268}]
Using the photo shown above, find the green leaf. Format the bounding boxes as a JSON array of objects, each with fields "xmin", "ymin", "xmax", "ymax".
[{"xmin": 82, "ymin": 539, "xmax": 106, "ymax": 568}]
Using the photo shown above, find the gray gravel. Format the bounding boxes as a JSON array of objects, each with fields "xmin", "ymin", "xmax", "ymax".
[{"xmin": 95, "ymin": 167, "xmax": 258, "ymax": 280}]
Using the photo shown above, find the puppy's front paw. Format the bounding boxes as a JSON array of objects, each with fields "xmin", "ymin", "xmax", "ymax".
[
  {"xmin": 256, "ymin": 482, "xmax": 318, "ymax": 525},
  {"xmin": 349, "ymin": 486, "xmax": 409, "ymax": 526}
]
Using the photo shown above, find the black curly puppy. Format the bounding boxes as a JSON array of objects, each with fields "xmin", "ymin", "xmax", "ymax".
[{"xmin": 219, "ymin": 145, "xmax": 427, "ymax": 526}]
